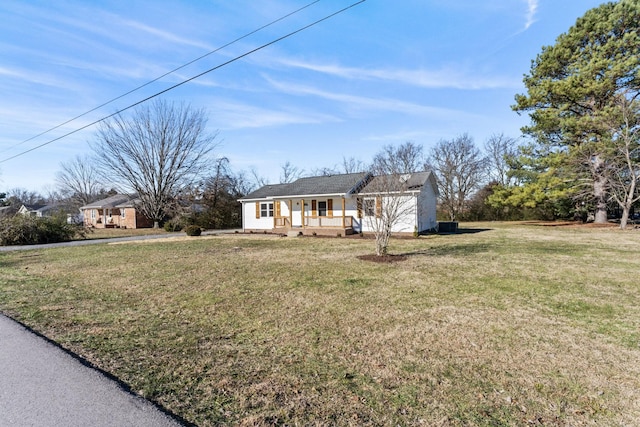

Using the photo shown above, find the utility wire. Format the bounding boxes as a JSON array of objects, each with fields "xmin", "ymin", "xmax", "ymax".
[
  {"xmin": 1, "ymin": 0, "xmax": 367, "ymax": 165},
  {"xmin": 0, "ymin": 0, "xmax": 321, "ymax": 156},
  {"xmin": 1, "ymin": 0, "xmax": 367, "ymax": 164}
]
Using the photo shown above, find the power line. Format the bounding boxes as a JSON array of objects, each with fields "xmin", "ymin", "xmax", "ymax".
[
  {"xmin": 1, "ymin": 0, "xmax": 367, "ymax": 164},
  {"xmin": 0, "ymin": 0, "xmax": 321, "ymax": 156}
]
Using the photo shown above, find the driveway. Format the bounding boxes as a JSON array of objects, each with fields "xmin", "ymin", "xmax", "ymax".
[{"xmin": 0, "ymin": 229, "xmax": 241, "ymax": 252}]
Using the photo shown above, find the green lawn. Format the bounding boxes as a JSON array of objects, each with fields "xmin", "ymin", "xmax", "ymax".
[{"xmin": 1, "ymin": 222, "xmax": 639, "ymax": 426}]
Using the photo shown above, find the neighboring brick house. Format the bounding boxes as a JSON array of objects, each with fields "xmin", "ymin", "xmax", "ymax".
[
  {"xmin": 238, "ymin": 171, "xmax": 438, "ymax": 235},
  {"xmin": 80, "ymin": 195, "xmax": 153, "ymax": 229}
]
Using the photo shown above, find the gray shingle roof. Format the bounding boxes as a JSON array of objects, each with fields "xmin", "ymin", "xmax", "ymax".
[
  {"xmin": 240, "ymin": 172, "xmax": 371, "ymax": 200},
  {"xmin": 357, "ymin": 171, "xmax": 435, "ymax": 194},
  {"xmin": 115, "ymin": 198, "xmax": 142, "ymax": 208},
  {"xmin": 80, "ymin": 194, "xmax": 133, "ymax": 209}
]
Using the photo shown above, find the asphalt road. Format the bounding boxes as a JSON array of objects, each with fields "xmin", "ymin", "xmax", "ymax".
[{"xmin": 0, "ymin": 314, "xmax": 184, "ymax": 427}]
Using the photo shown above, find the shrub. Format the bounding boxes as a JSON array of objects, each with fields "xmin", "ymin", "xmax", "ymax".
[
  {"xmin": 184, "ymin": 225, "xmax": 202, "ymax": 236},
  {"xmin": 0, "ymin": 214, "xmax": 85, "ymax": 246},
  {"xmin": 163, "ymin": 219, "xmax": 183, "ymax": 232}
]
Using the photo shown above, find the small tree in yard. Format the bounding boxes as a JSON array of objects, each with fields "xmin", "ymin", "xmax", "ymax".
[
  {"xmin": 601, "ymin": 92, "xmax": 640, "ymax": 229},
  {"xmin": 365, "ymin": 142, "xmax": 424, "ymax": 256},
  {"xmin": 363, "ymin": 175, "xmax": 417, "ymax": 256},
  {"xmin": 92, "ymin": 100, "xmax": 218, "ymax": 228}
]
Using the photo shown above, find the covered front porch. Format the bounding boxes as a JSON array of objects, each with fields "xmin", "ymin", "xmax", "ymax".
[{"xmin": 272, "ymin": 197, "xmax": 359, "ymax": 235}]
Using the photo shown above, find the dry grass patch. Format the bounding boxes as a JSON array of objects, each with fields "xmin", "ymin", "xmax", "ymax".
[
  {"xmin": 83, "ymin": 227, "xmax": 170, "ymax": 240},
  {"xmin": 1, "ymin": 222, "xmax": 639, "ymax": 425}
]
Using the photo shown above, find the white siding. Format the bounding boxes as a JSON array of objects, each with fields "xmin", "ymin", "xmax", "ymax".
[
  {"xmin": 241, "ymin": 181, "xmax": 437, "ymax": 234},
  {"xmin": 242, "ymin": 201, "xmax": 274, "ymax": 230},
  {"xmin": 360, "ymin": 195, "xmax": 417, "ymax": 233},
  {"xmin": 416, "ymin": 180, "xmax": 438, "ymax": 232}
]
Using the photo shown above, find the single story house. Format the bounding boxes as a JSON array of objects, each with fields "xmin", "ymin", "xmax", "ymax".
[
  {"xmin": 80, "ymin": 194, "xmax": 153, "ymax": 229},
  {"xmin": 239, "ymin": 171, "xmax": 438, "ymax": 235},
  {"xmin": 17, "ymin": 203, "xmax": 60, "ymax": 217},
  {"xmin": 18, "ymin": 203, "xmax": 82, "ymax": 223}
]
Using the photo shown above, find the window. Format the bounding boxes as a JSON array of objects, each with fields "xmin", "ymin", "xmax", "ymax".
[
  {"xmin": 121, "ymin": 208, "xmax": 126, "ymax": 218},
  {"xmin": 363, "ymin": 199, "xmax": 375, "ymax": 216},
  {"xmin": 317, "ymin": 201, "xmax": 327, "ymax": 217},
  {"xmin": 260, "ymin": 202, "xmax": 274, "ymax": 217},
  {"xmin": 91, "ymin": 209, "xmax": 96, "ymax": 219}
]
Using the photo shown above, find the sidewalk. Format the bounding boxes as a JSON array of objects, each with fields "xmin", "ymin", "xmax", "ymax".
[{"xmin": 0, "ymin": 314, "xmax": 184, "ymax": 427}]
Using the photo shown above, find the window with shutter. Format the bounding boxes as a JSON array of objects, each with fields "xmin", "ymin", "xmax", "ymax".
[
  {"xmin": 260, "ymin": 202, "xmax": 274, "ymax": 217},
  {"xmin": 318, "ymin": 201, "xmax": 327, "ymax": 217},
  {"xmin": 364, "ymin": 199, "xmax": 375, "ymax": 216}
]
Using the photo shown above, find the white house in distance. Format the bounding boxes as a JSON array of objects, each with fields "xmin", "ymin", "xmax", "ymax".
[{"xmin": 239, "ymin": 171, "xmax": 438, "ymax": 236}]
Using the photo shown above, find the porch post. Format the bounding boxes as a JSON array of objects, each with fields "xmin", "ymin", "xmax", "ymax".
[
  {"xmin": 341, "ymin": 197, "xmax": 346, "ymax": 228},
  {"xmin": 301, "ymin": 198, "xmax": 305, "ymax": 228},
  {"xmin": 289, "ymin": 199, "xmax": 293, "ymax": 228}
]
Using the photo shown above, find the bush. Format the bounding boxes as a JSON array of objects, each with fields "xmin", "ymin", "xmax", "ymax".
[
  {"xmin": 184, "ymin": 225, "xmax": 202, "ymax": 236},
  {"xmin": 0, "ymin": 214, "xmax": 85, "ymax": 246},
  {"xmin": 163, "ymin": 219, "xmax": 183, "ymax": 232}
]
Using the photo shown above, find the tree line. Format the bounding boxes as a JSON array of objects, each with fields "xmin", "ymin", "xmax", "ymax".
[
  {"xmin": 1, "ymin": 115, "xmax": 517, "ymax": 231},
  {"xmin": 3, "ymin": 1, "xmax": 639, "ymax": 230}
]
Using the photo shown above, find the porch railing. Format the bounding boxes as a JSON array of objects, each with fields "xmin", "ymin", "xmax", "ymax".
[
  {"xmin": 275, "ymin": 215, "xmax": 354, "ymax": 229},
  {"xmin": 274, "ymin": 217, "xmax": 291, "ymax": 227},
  {"xmin": 304, "ymin": 216, "xmax": 353, "ymax": 228}
]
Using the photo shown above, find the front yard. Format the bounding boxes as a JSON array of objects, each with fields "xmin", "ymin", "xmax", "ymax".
[{"xmin": 1, "ymin": 222, "xmax": 639, "ymax": 425}]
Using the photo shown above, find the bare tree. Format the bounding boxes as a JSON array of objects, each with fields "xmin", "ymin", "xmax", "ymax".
[
  {"xmin": 41, "ymin": 185, "xmax": 63, "ymax": 204},
  {"xmin": 484, "ymin": 133, "xmax": 518, "ymax": 186},
  {"xmin": 364, "ymin": 143, "xmax": 424, "ymax": 256},
  {"xmin": 56, "ymin": 155, "xmax": 103, "ymax": 207},
  {"xmin": 309, "ymin": 166, "xmax": 339, "ymax": 176},
  {"xmin": 92, "ymin": 99, "xmax": 218, "ymax": 228},
  {"xmin": 5, "ymin": 188, "xmax": 44, "ymax": 208},
  {"xmin": 603, "ymin": 92, "xmax": 640, "ymax": 229},
  {"xmin": 249, "ymin": 167, "xmax": 269, "ymax": 189},
  {"xmin": 307, "ymin": 157, "xmax": 366, "ymax": 177},
  {"xmin": 341, "ymin": 156, "xmax": 367, "ymax": 174},
  {"xmin": 426, "ymin": 133, "xmax": 488, "ymax": 221},
  {"xmin": 279, "ymin": 161, "xmax": 303, "ymax": 184},
  {"xmin": 232, "ymin": 170, "xmax": 256, "ymax": 196},
  {"xmin": 371, "ymin": 141, "xmax": 425, "ymax": 175}
]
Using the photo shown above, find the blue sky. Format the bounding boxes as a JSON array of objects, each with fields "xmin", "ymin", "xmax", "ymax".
[{"xmin": 0, "ymin": 0, "xmax": 606, "ymax": 193}]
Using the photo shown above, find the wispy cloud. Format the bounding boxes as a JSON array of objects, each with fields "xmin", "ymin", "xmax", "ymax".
[
  {"xmin": 212, "ymin": 100, "xmax": 340, "ymax": 130},
  {"xmin": 0, "ymin": 66, "xmax": 85, "ymax": 93},
  {"xmin": 524, "ymin": 0, "xmax": 539, "ymax": 30},
  {"xmin": 113, "ymin": 17, "xmax": 213, "ymax": 51},
  {"xmin": 277, "ymin": 59, "xmax": 520, "ymax": 90},
  {"xmin": 264, "ymin": 77, "xmax": 478, "ymax": 119}
]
